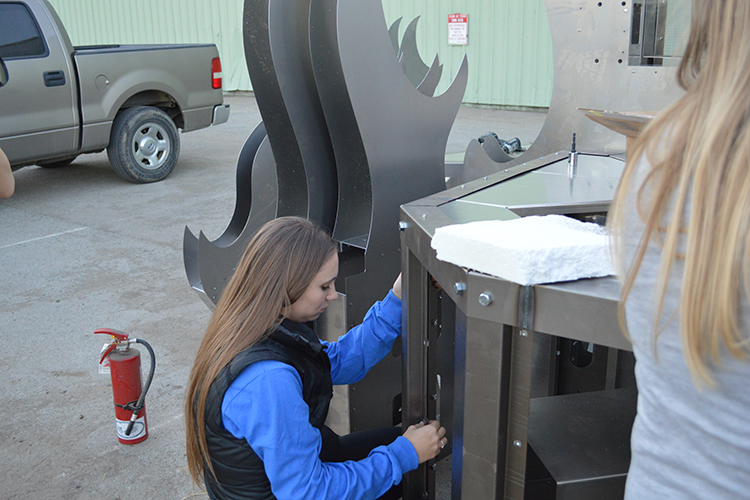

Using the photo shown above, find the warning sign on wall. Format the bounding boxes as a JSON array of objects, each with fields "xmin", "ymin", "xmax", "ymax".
[{"xmin": 448, "ymin": 13, "xmax": 468, "ymax": 46}]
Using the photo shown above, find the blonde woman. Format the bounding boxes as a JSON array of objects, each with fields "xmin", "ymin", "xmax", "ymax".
[
  {"xmin": 609, "ymin": 0, "xmax": 750, "ymax": 497},
  {"xmin": 185, "ymin": 216, "xmax": 446, "ymax": 500}
]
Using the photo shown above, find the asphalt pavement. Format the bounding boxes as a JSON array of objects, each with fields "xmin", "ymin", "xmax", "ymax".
[{"xmin": 0, "ymin": 93, "xmax": 545, "ymax": 500}]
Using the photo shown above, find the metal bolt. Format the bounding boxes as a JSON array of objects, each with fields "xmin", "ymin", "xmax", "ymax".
[
  {"xmin": 423, "ymin": 339, "xmax": 430, "ymax": 347},
  {"xmin": 430, "ymin": 463, "xmax": 438, "ymax": 470},
  {"xmin": 432, "ymin": 319, "xmax": 439, "ymax": 327},
  {"xmin": 399, "ymin": 221, "xmax": 408, "ymax": 231},
  {"xmin": 454, "ymin": 282, "xmax": 466, "ymax": 295},
  {"xmin": 478, "ymin": 292, "xmax": 493, "ymax": 306},
  {"xmin": 520, "ymin": 329, "xmax": 528, "ymax": 337},
  {"xmin": 514, "ymin": 440, "xmax": 523, "ymax": 447},
  {"xmin": 431, "ymin": 393, "xmax": 438, "ymax": 400}
]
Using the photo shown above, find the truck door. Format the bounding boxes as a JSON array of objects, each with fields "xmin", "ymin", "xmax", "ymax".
[{"xmin": 0, "ymin": 1, "xmax": 78, "ymax": 166}]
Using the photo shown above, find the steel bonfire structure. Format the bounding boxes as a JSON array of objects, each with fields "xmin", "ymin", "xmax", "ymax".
[{"xmin": 184, "ymin": 0, "xmax": 467, "ymax": 433}]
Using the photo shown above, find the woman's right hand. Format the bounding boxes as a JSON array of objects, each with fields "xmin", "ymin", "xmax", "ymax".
[{"xmin": 403, "ymin": 420, "xmax": 447, "ymax": 464}]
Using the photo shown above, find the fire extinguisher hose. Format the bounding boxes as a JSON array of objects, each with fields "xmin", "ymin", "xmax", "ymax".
[{"xmin": 125, "ymin": 338, "xmax": 156, "ymax": 436}]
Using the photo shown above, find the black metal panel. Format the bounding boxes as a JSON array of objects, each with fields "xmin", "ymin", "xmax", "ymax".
[
  {"xmin": 397, "ymin": 16, "xmax": 430, "ymax": 88},
  {"xmin": 526, "ymin": 388, "xmax": 637, "ymax": 500}
]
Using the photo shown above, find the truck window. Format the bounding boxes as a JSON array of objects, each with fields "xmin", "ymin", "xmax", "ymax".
[{"xmin": 0, "ymin": 3, "xmax": 47, "ymax": 59}]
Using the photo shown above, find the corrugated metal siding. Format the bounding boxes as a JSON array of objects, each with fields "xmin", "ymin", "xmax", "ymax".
[
  {"xmin": 381, "ymin": 0, "xmax": 553, "ymax": 108},
  {"xmin": 47, "ymin": 0, "xmax": 251, "ymax": 91},
  {"xmin": 46, "ymin": 0, "xmax": 553, "ymax": 107}
]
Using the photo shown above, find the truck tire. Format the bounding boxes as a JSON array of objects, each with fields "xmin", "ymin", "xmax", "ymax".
[
  {"xmin": 108, "ymin": 106, "xmax": 180, "ymax": 183},
  {"xmin": 37, "ymin": 155, "xmax": 78, "ymax": 168}
]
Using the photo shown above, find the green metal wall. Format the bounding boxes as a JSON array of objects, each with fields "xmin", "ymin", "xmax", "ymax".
[
  {"xmin": 47, "ymin": 0, "xmax": 552, "ymax": 108},
  {"xmin": 47, "ymin": 0, "xmax": 251, "ymax": 91},
  {"xmin": 382, "ymin": 0, "xmax": 553, "ymax": 108}
]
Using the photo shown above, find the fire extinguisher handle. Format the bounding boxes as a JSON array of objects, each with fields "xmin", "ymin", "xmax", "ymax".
[
  {"xmin": 99, "ymin": 343, "xmax": 117, "ymax": 364},
  {"xmin": 94, "ymin": 328, "xmax": 129, "ymax": 342}
]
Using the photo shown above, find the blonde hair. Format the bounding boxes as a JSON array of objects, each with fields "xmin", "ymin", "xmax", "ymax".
[
  {"xmin": 610, "ymin": 0, "xmax": 750, "ymax": 387},
  {"xmin": 185, "ymin": 216, "xmax": 337, "ymax": 486}
]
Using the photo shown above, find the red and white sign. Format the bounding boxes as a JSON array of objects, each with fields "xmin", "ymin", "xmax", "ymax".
[{"xmin": 448, "ymin": 13, "xmax": 468, "ymax": 46}]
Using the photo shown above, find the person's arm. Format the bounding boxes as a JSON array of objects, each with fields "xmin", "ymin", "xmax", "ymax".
[
  {"xmin": 323, "ymin": 286, "xmax": 401, "ymax": 385},
  {"xmin": 223, "ymin": 361, "xmax": 417, "ymax": 500},
  {"xmin": 0, "ymin": 147, "xmax": 14, "ymax": 198}
]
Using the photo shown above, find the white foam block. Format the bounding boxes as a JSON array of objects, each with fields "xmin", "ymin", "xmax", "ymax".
[{"xmin": 431, "ymin": 215, "xmax": 614, "ymax": 286}]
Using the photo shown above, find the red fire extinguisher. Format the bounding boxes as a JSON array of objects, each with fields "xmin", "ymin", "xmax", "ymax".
[{"xmin": 96, "ymin": 328, "xmax": 156, "ymax": 445}]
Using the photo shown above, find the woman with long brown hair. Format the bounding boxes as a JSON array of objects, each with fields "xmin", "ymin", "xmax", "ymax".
[
  {"xmin": 185, "ymin": 216, "xmax": 445, "ymax": 499},
  {"xmin": 609, "ymin": 0, "xmax": 750, "ymax": 497}
]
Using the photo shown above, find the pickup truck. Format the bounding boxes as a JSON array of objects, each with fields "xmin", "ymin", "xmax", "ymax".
[{"xmin": 0, "ymin": 0, "xmax": 230, "ymax": 183}]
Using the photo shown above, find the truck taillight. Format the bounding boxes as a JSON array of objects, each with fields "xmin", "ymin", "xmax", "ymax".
[{"xmin": 212, "ymin": 57, "xmax": 222, "ymax": 89}]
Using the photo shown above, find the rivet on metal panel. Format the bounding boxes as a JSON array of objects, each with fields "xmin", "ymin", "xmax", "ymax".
[
  {"xmin": 423, "ymin": 492, "xmax": 429, "ymax": 499},
  {"xmin": 432, "ymin": 319, "xmax": 439, "ymax": 327},
  {"xmin": 478, "ymin": 292, "xmax": 493, "ymax": 306},
  {"xmin": 430, "ymin": 463, "xmax": 438, "ymax": 471},
  {"xmin": 453, "ymin": 282, "xmax": 466, "ymax": 295},
  {"xmin": 399, "ymin": 221, "xmax": 408, "ymax": 231},
  {"xmin": 423, "ymin": 339, "xmax": 430, "ymax": 347},
  {"xmin": 520, "ymin": 329, "xmax": 528, "ymax": 337},
  {"xmin": 514, "ymin": 440, "xmax": 523, "ymax": 448},
  {"xmin": 504, "ymin": 169, "xmax": 509, "ymax": 173},
  {"xmin": 431, "ymin": 393, "xmax": 438, "ymax": 400},
  {"xmin": 422, "ymin": 213, "xmax": 427, "ymax": 219}
]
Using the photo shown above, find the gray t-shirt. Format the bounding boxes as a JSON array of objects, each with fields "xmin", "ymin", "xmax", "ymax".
[{"xmin": 621, "ymin": 154, "xmax": 750, "ymax": 499}]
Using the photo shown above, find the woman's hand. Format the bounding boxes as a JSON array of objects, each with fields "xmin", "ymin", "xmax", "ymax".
[
  {"xmin": 403, "ymin": 420, "xmax": 447, "ymax": 464},
  {"xmin": 392, "ymin": 273, "xmax": 402, "ymax": 300}
]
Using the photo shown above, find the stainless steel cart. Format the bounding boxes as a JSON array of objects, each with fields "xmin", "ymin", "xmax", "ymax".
[{"xmin": 400, "ymin": 151, "xmax": 636, "ymax": 500}]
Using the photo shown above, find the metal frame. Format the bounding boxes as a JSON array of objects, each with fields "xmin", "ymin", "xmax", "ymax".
[
  {"xmin": 460, "ymin": 0, "xmax": 683, "ymax": 184},
  {"xmin": 400, "ymin": 152, "xmax": 631, "ymax": 499}
]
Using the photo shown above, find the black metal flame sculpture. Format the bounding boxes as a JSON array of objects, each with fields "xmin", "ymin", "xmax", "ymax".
[{"xmin": 183, "ymin": 0, "xmax": 467, "ymax": 430}]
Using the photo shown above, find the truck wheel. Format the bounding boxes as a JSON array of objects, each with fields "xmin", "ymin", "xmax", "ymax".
[
  {"xmin": 108, "ymin": 106, "xmax": 180, "ymax": 183},
  {"xmin": 37, "ymin": 155, "xmax": 79, "ymax": 168}
]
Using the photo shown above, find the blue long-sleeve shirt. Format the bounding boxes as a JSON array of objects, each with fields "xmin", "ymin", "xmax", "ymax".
[{"xmin": 221, "ymin": 291, "xmax": 417, "ymax": 500}]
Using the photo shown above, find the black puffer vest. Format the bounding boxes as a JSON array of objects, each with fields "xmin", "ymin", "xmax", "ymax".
[{"xmin": 203, "ymin": 319, "xmax": 333, "ymax": 500}]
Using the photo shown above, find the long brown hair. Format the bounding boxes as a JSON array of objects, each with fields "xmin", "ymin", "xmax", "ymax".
[
  {"xmin": 185, "ymin": 216, "xmax": 337, "ymax": 486},
  {"xmin": 609, "ymin": 0, "xmax": 750, "ymax": 386}
]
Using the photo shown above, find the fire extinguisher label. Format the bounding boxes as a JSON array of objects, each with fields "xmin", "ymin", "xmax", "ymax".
[{"xmin": 116, "ymin": 417, "xmax": 146, "ymax": 441}]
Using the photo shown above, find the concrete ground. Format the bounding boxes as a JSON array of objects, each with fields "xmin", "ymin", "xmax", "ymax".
[{"xmin": 0, "ymin": 94, "xmax": 545, "ymax": 500}]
